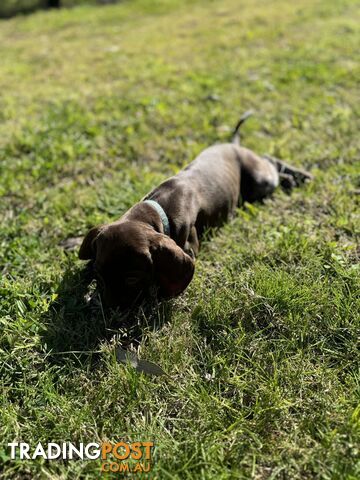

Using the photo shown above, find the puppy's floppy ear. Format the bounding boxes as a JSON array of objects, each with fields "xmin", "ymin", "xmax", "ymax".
[
  {"xmin": 78, "ymin": 225, "xmax": 103, "ymax": 260},
  {"xmin": 151, "ymin": 235, "xmax": 195, "ymax": 298}
]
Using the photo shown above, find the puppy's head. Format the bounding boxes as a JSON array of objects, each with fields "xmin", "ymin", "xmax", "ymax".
[{"xmin": 79, "ymin": 221, "xmax": 194, "ymax": 308}]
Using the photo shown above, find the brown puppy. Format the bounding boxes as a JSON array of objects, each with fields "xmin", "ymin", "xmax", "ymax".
[{"xmin": 79, "ymin": 113, "xmax": 311, "ymax": 308}]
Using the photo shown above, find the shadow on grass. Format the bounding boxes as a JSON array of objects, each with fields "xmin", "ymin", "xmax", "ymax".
[{"xmin": 41, "ymin": 261, "xmax": 173, "ymax": 367}]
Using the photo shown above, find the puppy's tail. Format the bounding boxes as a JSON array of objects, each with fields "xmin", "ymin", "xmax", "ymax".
[{"xmin": 231, "ymin": 110, "xmax": 254, "ymax": 145}]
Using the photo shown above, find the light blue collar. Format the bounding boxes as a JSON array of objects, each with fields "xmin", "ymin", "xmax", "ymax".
[{"xmin": 143, "ymin": 200, "xmax": 170, "ymax": 236}]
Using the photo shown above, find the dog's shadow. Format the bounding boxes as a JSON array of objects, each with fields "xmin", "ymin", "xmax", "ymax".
[{"xmin": 41, "ymin": 261, "xmax": 173, "ymax": 367}]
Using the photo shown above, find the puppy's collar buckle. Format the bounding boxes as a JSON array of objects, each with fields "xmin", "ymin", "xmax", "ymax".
[{"xmin": 143, "ymin": 200, "xmax": 170, "ymax": 236}]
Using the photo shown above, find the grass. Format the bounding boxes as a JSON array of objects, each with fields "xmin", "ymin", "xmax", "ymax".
[{"xmin": 0, "ymin": 0, "xmax": 359, "ymax": 478}]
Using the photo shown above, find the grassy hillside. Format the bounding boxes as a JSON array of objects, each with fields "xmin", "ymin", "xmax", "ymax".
[{"xmin": 0, "ymin": 0, "xmax": 359, "ymax": 478}]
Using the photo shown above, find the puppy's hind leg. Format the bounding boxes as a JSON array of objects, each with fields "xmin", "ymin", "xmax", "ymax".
[
  {"xmin": 263, "ymin": 155, "xmax": 313, "ymax": 189},
  {"xmin": 239, "ymin": 152, "xmax": 280, "ymax": 203}
]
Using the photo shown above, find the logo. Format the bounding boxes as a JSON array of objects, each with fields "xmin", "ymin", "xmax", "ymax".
[{"xmin": 8, "ymin": 441, "xmax": 154, "ymax": 475}]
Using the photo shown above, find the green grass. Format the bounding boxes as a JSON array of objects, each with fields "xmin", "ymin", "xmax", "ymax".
[{"xmin": 0, "ymin": 0, "xmax": 359, "ymax": 478}]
